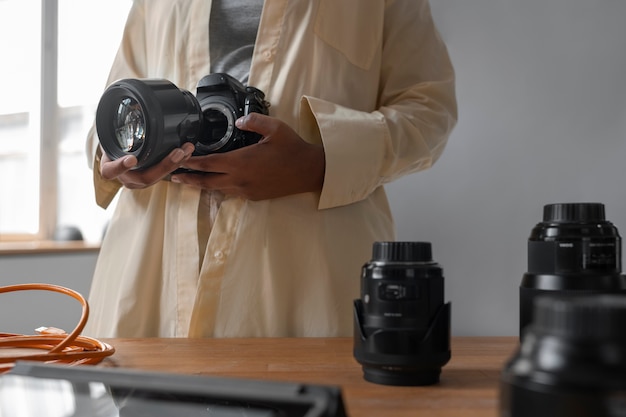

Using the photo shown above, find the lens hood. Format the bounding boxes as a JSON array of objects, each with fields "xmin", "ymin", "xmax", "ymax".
[{"xmin": 353, "ymin": 299, "xmax": 451, "ymax": 386}]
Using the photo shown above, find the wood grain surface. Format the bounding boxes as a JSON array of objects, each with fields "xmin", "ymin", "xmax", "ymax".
[{"xmin": 101, "ymin": 337, "xmax": 517, "ymax": 417}]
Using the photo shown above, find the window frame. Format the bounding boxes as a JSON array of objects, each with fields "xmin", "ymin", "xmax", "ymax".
[
  {"xmin": 38, "ymin": 0, "xmax": 60, "ymax": 241},
  {"xmin": 1, "ymin": 0, "xmax": 128, "ymax": 244},
  {"xmin": 0, "ymin": 0, "xmax": 57, "ymax": 242}
]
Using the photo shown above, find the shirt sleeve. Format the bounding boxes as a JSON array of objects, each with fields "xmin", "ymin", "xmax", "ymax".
[
  {"xmin": 302, "ymin": 0, "xmax": 457, "ymax": 210},
  {"xmin": 86, "ymin": 0, "xmax": 148, "ymax": 209}
]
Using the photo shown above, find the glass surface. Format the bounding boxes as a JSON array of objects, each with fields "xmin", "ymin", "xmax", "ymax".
[
  {"xmin": 0, "ymin": 375, "xmax": 279, "ymax": 417},
  {"xmin": 114, "ymin": 97, "xmax": 145, "ymax": 152}
]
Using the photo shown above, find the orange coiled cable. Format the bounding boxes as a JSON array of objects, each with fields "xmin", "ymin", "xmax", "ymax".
[{"xmin": 0, "ymin": 283, "xmax": 115, "ymax": 373}]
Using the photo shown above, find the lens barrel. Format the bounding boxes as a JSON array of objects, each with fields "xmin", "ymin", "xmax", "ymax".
[
  {"xmin": 96, "ymin": 78, "xmax": 202, "ymax": 170},
  {"xmin": 353, "ymin": 242, "xmax": 451, "ymax": 386},
  {"xmin": 519, "ymin": 203, "xmax": 626, "ymax": 337},
  {"xmin": 501, "ymin": 294, "xmax": 626, "ymax": 417}
]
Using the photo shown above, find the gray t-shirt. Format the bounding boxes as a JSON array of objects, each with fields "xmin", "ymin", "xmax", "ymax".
[{"xmin": 209, "ymin": 0, "xmax": 264, "ymax": 83}]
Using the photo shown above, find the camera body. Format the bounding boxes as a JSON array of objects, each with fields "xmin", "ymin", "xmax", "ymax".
[
  {"xmin": 193, "ymin": 73, "xmax": 269, "ymax": 156},
  {"xmin": 353, "ymin": 241, "xmax": 451, "ymax": 386},
  {"xmin": 519, "ymin": 203, "xmax": 626, "ymax": 337},
  {"xmin": 95, "ymin": 73, "xmax": 270, "ymax": 170}
]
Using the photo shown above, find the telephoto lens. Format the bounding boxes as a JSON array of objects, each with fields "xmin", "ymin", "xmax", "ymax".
[
  {"xmin": 501, "ymin": 294, "xmax": 626, "ymax": 417},
  {"xmin": 519, "ymin": 203, "xmax": 626, "ymax": 337},
  {"xmin": 353, "ymin": 241, "xmax": 451, "ymax": 386}
]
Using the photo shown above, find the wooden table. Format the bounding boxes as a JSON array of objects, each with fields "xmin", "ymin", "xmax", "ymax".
[{"xmin": 102, "ymin": 337, "xmax": 517, "ymax": 417}]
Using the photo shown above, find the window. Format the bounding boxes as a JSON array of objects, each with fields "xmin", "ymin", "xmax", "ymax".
[{"xmin": 0, "ymin": 0, "xmax": 131, "ymax": 243}]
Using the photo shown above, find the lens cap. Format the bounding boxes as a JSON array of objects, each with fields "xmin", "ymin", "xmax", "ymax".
[
  {"xmin": 543, "ymin": 202, "xmax": 605, "ymax": 223},
  {"xmin": 372, "ymin": 241, "xmax": 432, "ymax": 263}
]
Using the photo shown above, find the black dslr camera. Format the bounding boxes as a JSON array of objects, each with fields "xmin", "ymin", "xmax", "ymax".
[{"xmin": 95, "ymin": 73, "xmax": 270, "ymax": 170}]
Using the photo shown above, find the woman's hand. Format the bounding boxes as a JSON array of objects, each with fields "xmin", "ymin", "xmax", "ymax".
[
  {"xmin": 171, "ymin": 113, "xmax": 325, "ymax": 200},
  {"xmin": 99, "ymin": 142, "xmax": 195, "ymax": 189}
]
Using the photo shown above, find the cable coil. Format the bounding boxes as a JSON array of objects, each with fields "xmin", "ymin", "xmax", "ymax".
[{"xmin": 0, "ymin": 283, "xmax": 115, "ymax": 373}]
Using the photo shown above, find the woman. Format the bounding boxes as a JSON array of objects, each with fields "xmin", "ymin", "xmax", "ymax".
[{"xmin": 85, "ymin": 0, "xmax": 457, "ymax": 338}]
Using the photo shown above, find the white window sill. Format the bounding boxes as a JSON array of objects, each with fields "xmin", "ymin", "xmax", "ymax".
[{"xmin": 0, "ymin": 241, "xmax": 100, "ymax": 255}]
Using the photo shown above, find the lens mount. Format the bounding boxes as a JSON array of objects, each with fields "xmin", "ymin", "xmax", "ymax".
[
  {"xmin": 362, "ymin": 366, "xmax": 443, "ymax": 387},
  {"xmin": 195, "ymin": 99, "xmax": 238, "ymax": 154}
]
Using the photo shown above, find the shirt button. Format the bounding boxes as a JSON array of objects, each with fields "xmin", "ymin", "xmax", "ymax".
[
  {"xmin": 214, "ymin": 250, "xmax": 225, "ymax": 260},
  {"xmin": 264, "ymin": 50, "xmax": 272, "ymax": 60}
]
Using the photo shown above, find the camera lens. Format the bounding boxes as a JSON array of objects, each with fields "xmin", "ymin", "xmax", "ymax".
[
  {"xmin": 353, "ymin": 241, "xmax": 451, "ymax": 386},
  {"xmin": 519, "ymin": 203, "xmax": 626, "ymax": 337},
  {"xmin": 96, "ymin": 78, "xmax": 203, "ymax": 169},
  {"xmin": 114, "ymin": 97, "xmax": 146, "ymax": 152},
  {"xmin": 501, "ymin": 294, "xmax": 626, "ymax": 417}
]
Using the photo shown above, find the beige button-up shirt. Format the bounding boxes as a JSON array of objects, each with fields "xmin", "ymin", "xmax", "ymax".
[{"xmin": 85, "ymin": 0, "xmax": 457, "ymax": 337}]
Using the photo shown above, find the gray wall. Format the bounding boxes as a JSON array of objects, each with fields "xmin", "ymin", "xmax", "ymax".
[
  {"xmin": 387, "ymin": 0, "xmax": 626, "ymax": 335},
  {"xmin": 0, "ymin": 252, "xmax": 97, "ymax": 335}
]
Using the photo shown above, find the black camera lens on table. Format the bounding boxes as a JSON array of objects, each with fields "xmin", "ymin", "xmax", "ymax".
[
  {"xmin": 501, "ymin": 294, "xmax": 626, "ymax": 417},
  {"xmin": 353, "ymin": 241, "xmax": 451, "ymax": 386},
  {"xmin": 519, "ymin": 202, "xmax": 626, "ymax": 337},
  {"xmin": 95, "ymin": 73, "xmax": 270, "ymax": 170}
]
